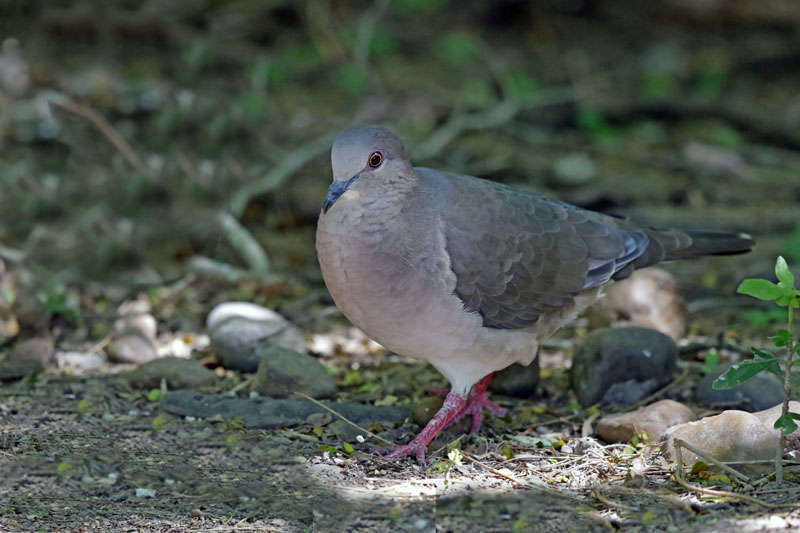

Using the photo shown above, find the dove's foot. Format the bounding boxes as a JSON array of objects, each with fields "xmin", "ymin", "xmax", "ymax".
[
  {"xmin": 381, "ymin": 391, "xmax": 466, "ymax": 463},
  {"xmin": 453, "ymin": 373, "xmax": 507, "ymax": 434},
  {"xmin": 381, "ymin": 374, "xmax": 506, "ymax": 462}
]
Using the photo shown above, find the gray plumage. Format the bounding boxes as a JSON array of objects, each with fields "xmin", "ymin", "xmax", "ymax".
[{"xmin": 316, "ymin": 125, "xmax": 753, "ymax": 398}]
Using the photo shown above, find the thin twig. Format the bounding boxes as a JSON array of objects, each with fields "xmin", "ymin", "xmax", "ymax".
[
  {"xmin": 631, "ymin": 367, "xmax": 690, "ymax": 410},
  {"xmin": 673, "ymin": 440, "xmax": 800, "ymax": 509},
  {"xmin": 591, "ymin": 484, "xmax": 639, "ymax": 513},
  {"xmin": 673, "ymin": 439, "xmax": 752, "ymax": 486},
  {"xmin": 291, "ymin": 391, "xmax": 394, "ymax": 446},
  {"xmin": 230, "ymin": 131, "xmax": 336, "ymax": 216},
  {"xmin": 462, "ymin": 452, "xmax": 541, "ymax": 489},
  {"xmin": 53, "ymin": 99, "xmax": 147, "ymax": 174}
]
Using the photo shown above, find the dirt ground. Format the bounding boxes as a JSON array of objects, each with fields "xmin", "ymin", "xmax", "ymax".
[{"xmin": 3, "ymin": 1, "xmax": 800, "ymax": 531}]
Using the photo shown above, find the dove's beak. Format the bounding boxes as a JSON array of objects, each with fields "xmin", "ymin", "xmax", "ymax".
[{"xmin": 323, "ymin": 175, "xmax": 359, "ymax": 213}]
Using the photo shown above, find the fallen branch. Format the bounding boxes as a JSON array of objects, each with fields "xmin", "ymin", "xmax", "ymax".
[
  {"xmin": 673, "ymin": 438, "xmax": 752, "ymax": 486},
  {"xmin": 415, "ymin": 87, "xmax": 577, "ymax": 160},
  {"xmin": 230, "ymin": 131, "xmax": 336, "ymax": 217},
  {"xmin": 51, "ymin": 98, "xmax": 147, "ymax": 174},
  {"xmin": 672, "ymin": 439, "xmax": 800, "ymax": 509}
]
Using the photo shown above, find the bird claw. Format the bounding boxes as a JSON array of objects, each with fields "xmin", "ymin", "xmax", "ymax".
[
  {"xmin": 379, "ymin": 441, "xmax": 429, "ymax": 464},
  {"xmin": 454, "ymin": 391, "xmax": 507, "ymax": 434}
]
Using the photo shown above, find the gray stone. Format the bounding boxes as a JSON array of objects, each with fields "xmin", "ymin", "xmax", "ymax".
[
  {"xmin": 489, "ymin": 354, "xmax": 540, "ymax": 398},
  {"xmin": 596, "ymin": 399, "xmax": 696, "ymax": 443},
  {"xmin": 696, "ymin": 363, "xmax": 784, "ymax": 411},
  {"xmin": 571, "ymin": 327, "xmax": 678, "ymax": 406},
  {"xmin": 129, "ymin": 356, "xmax": 217, "ymax": 390},
  {"xmin": 108, "ymin": 333, "xmax": 159, "ymax": 364},
  {"xmin": 250, "ymin": 345, "xmax": 336, "ymax": 399},
  {"xmin": 8, "ymin": 336, "xmax": 56, "ymax": 367},
  {"xmin": 207, "ymin": 302, "xmax": 307, "ymax": 373},
  {"xmin": 0, "ymin": 359, "xmax": 42, "ymax": 381},
  {"xmin": 162, "ymin": 389, "xmax": 410, "ymax": 429}
]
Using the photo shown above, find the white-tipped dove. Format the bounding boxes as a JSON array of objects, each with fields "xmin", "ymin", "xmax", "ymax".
[{"xmin": 316, "ymin": 125, "xmax": 753, "ymax": 462}]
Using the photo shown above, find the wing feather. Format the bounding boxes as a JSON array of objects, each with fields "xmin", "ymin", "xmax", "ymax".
[{"xmin": 423, "ymin": 168, "xmax": 650, "ymax": 330}]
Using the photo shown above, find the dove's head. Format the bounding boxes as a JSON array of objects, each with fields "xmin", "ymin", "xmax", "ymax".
[{"xmin": 323, "ymin": 125, "xmax": 415, "ymax": 213}]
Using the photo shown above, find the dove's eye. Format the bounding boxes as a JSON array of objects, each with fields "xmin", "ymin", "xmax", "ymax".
[{"xmin": 368, "ymin": 152, "xmax": 383, "ymax": 168}]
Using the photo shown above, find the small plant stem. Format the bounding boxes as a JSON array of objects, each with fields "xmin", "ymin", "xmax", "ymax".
[{"xmin": 777, "ymin": 304, "xmax": 796, "ymax": 485}]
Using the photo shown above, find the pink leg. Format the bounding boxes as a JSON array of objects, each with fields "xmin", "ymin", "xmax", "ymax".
[
  {"xmin": 452, "ymin": 373, "xmax": 507, "ymax": 434},
  {"xmin": 383, "ymin": 391, "xmax": 466, "ymax": 463},
  {"xmin": 382, "ymin": 374, "xmax": 506, "ymax": 462}
]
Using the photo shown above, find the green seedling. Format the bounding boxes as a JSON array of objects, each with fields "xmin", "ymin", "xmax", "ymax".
[{"xmin": 714, "ymin": 256, "xmax": 800, "ymax": 483}]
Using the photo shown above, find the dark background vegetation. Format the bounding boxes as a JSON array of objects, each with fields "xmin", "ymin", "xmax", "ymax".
[{"xmin": 2, "ymin": 0, "xmax": 800, "ymax": 531}]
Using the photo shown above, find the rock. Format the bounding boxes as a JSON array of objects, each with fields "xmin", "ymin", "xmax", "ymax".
[
  {"xmin": 561, "ymin": 437, "xmax": 604, "ymax": 456},
  {"xmin": 250, "ymin": 345, "xmax": 336, "ymax": 399},
  {"xmin": 489, "ymin": 354, "xmax": 540, "ymax": 398},
  {"xmin": 596, "ymin": 400, "xmax": 696, "ymax": 443},
  {"xmin": 8, "ymin": 336, "xmax": 56, "ymax": 367},
  {"xmin": 602, "ymin": 379, "xmax": 660, "ymax": 406},
  {"xmin": 328, "ymin": 420, "xmax": 365, "ymax": 442},
  {"xmin": 107, "ymin": 332, "xmax": 159, "ymax": 364},
  {"xmin": 570, "ymin": 327, "xmax": 678, "ymax": 406},
  {"xmin": 662, "ymin": 410, "xmax": 780, "ymax": 470},
  {"xmin": 129, "ymin": 357, "xmax": 217, "ymax": 390},
  {"xmin": 207, "ymin": 302, "xmax": 307, "ymax": 372},
  {"xmin": 0, "ymin": 360, "xmax": 42, "ymax": 381},
  {"xmin": 589, "ymin": 268, "xmax": 685, "ymax": 340},
  {"xmin": 162, "ymin": 389, "xmax": 410, "ymax": 429},
  {"xmin": 114, "ymin": 312, "xmax": 157, "ymax": 341},
  {"xmin": 696, "ymin": 363, "xmax": 784, "ymax": 411},
  {"xmin": 412, "ymin": 395, "xmax": 445, "ymax": 427},
  {"xmin": 752, "ymin": 401, "xmax": 800, "ymax": 450},
  {"xmin": 57, "ymin": 350, "xmax": 108, "ymax": 371},
  {"xmin": 552, "ymin": 152, "xmax": 596, "ymax": 186}
]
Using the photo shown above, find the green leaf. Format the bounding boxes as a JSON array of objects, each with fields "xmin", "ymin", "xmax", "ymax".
[
  {"xmin": 146, "ymin": 389, "xmax": 162, "ymax": 402},
  {"xmin": 777, "ymin": 295, "xmax": 792, "ymax": 307},
  {"xmin": 775, "ymin": 256, "xmax": 795, "ymax": 289},
  {"xmin": 737, "ymin": 279, "xmax": 784, "ymax": 301},
  {"xmin": 751, "ymin": 348, "xmax": 784, "ymax": 377},
  {"xmin": 774, "ymin": 414, "xmax": 798, "ymax": 436},
  {"xmin": 317, "ymin": 444, "xmax": 339, "ymax": 454},
  {"xmin": 771, "ymin": 330, "xmax": 792, "ymax": 348},
  {"xmin": 713, "ymin": 359, "xmax": 782, "ymax": 390},
  {"xmin": 342, "ymin": 442, "xmax": 355, "ymax": 454},
  {"xmin": 789, "ymin": 412, "xmax": 800, "ymax": 421}
]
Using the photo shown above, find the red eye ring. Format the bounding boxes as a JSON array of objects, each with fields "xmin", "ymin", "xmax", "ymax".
[{"xmin": 368, "ymin": 151, "xmax": 383, "ymax": 168}]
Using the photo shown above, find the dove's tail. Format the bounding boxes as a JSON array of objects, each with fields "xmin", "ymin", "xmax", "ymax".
[{"xmin": 631, "ymin": 228, "xmax": 754, "ymax": 271}]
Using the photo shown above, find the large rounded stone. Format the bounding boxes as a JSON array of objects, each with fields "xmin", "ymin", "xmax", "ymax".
[
  {"xmin": 752, "ymin": 401, "xmax": 800, "ymax": 450},
  {"xmin": 207, "ymin": 302, "xmax": 307, "ymax": 373},
  {"xmin": 489, "ymin": 353, "xmax": 540, "ymax": 398},
  {"xmin": 596, "ymin": 399, "xmax": 695, "ymax": 443},
  {"xmin": 570, "ymin": 327, "xmax": 678, "ymax": 406},
  {"xmin": 107, "ymin": 332, "xmax": 159, "ymax": 364},
  {"xmin": 662, "ymin": 410, "xmax": 780, "ymax": 471},
  {"xmin": 250, "ymin": 345, "xmax": 336, "ymax": 399},
  {"xmin": 696, "ymin": 363, "xmax": 784, "ymax": 411}
]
